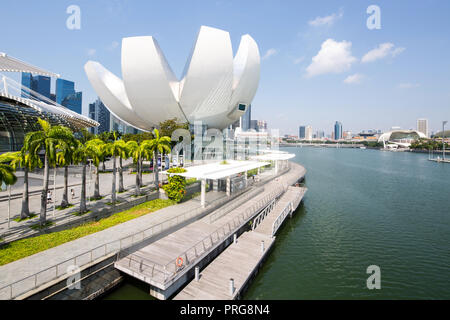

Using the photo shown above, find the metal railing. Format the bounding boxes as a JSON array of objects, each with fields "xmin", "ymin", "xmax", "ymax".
[
  {"xmin": 271, "ymin": 202, "xmax": 293, "ymax": 237},
  {"xmin": 251, "ymin": 199, "xmax": 276, "ymax": 231},
  {"xmin": 118, "ymin": 184, "xmax": 288, "ymax": 286},
  {"xmin": 0, "ymin": 189, "xmax": 232, "ymax": 300}
]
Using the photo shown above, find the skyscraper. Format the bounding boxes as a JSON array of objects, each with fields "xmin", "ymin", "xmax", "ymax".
[
  {"xmin": 257, "ymin": 120, "xmax": 267, "ymax": 132},
  {"xmin": 21, "ymin": 73, "xmax": 51, "ymax": 99},
  {"xmin": 56, "ymin": 78, "xmax": 82, "ymax": 114},
  {"xmin": 417, "ymin": 119, "xmax": 429, "ymax": 138},
  {"xmin": 334, "ymin": 121, "xmax": 343, "ymax": 140},
  {"xmin": 240, "ymin": 104, "xmax": 251, "ymax": 131},
  {"xmin": 89, "ymin": 98, "xmax": 111, "ymax": 134},
  {"xmin": 305, "ymin": 126, "xmax": 313, "ymax": 140},
  {"xmin": 299, "ymin": 126, "xmax": 306, "ymax": 139}
]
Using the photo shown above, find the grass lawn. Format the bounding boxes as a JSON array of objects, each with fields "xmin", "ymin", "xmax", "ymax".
[{"xmin": 0, "ymin": 199, "xmax": 175, "ymax": 266}]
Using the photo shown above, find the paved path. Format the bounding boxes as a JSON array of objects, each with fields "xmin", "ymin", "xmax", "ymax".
[{"xmin": 0, "ymin": 190, "xmax": 225, "ymax": 300}]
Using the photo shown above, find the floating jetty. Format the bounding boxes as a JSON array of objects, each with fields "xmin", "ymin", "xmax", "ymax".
[{"xmin": 115, "ymin": 162, "xmax": 307, "ymax": 299}]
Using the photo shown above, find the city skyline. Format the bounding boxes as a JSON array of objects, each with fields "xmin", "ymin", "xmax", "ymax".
[{"xmin": 2, "ymin": 1, "xmax": 449, "ymax": 135}]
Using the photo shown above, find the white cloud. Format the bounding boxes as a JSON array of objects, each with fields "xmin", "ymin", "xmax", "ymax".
[
  {"xmin": 309, "ymin": 9, "xmax": 344, "ymax": 27},
  {"xmin": 87, "ymin": 48, "xmax": 96, "ymax": 56},
  {"xmin": 108, "ymin": 41, "xmax": 119, "ymax": 50},
  {"xmin": 262, "ymin": 48, "xmax": 278, "ymax": 60},
  {"xmin": 362, "ymin": 43, "xmax": 405, "ymax": 63},
  {"xmin": 398, "ymin": 83, "xmax": 420, "ymax": 89},
  {"xmin": 306, "ymin": 39, "xmax": 356, "ymax": 77},
  {"xmin": 344, "ymin": 73, "xmax": 364, "ymax": 84},
  {"xmin": 293, "ymin": 56, "xmax": 305, "ymax": 65}
]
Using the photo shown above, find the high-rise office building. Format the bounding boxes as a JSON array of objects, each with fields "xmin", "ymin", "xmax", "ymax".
[
  {"xmin": 334, "ymin": 121, "xmax": 343, "ymax": 140},
  {"xmin": 88, "ymin": 98, "xmax": 111, "ymax": 134},
  {"xmin": 316, "ymin": 130, "xmax": 325, "ymax": 139},
  {"xmin": 110, "ymin": 114, "xmax": 139, "ymax": 134},
  {"xmin": 305, "ymin": 125, "xmax": 313, "ymax": 140},
  {"xmin": 250, "ymin": 120, "xmax": 258, "ymax": 131},
  {"xmin": 240, "ymin": 104, "xmax": 251, "ymax": 131},
  {"xmin": 299, "ymin": 126, "xmax": 306, "ymax": 139},
  {"xmin": 257, "ymin": 120, "xmax": 267, "ymax": 132},
  {"xmin": 21, "ymin": 73, "xmax": 51, "ymax": 99},
  {"xmin": 56, "ymin": 78, "xmax": 82, "ymax": 114},
  {"xmin": 417, "ymin": 119, "xmax": 429, "ymax": 138}
]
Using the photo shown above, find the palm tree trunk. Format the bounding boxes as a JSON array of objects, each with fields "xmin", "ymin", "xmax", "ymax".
[
  {"xmin": 80, "ymin": 162, "xmax": 87, "ymax": 213},
  {"xmin": 135, "ymin": 160, "xmax": 140, "ymax": 196},
  {"xmin": 60, "ymin": 166, "xmax": 69, "ymax": 208},
  {"xmin": 20, "ymin": 167, "xmax": 30, "ymax": 219},
  {"xmin": 139, "ymin": 158, "xmax": 143, "ymax": 187},
  {"xmin": 40, "ymin": 153, "xmax": 49, "ymax": 226},
  {"xmin": 94, "ymin": 166, "xmax": 100, "ymax": 199},
  {"xmin": 154, "ymin": 151, "xmax": 159, "ymax": 189},
  {"xmin": 102, "ymin": 160, "xmax": 106, "ymax": 172},
  {"xmin": 118, "ymin": 156, "xmax": 124, "ymax": 193},
  {"xmin": 111, "ymin": 156, "xmax": 116, "ymax": 203}
]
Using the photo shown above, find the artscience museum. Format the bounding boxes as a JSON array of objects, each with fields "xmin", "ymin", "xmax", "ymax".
[{"xmin": 84, "ymin": 26, "xmax": 261, "ymax": 131}]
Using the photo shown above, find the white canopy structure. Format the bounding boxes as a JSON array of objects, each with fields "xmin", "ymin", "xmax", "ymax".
[
  {"xmin": 162, "ymin": 160, "xmax": 269, "ymax": 207},
  {"xmin": 85, "ymin": 25, "xmax": 261, "ymax": 130},
  {"xmin": 0, "ymin": 52, "xmax": 60, "ymax": 78}
]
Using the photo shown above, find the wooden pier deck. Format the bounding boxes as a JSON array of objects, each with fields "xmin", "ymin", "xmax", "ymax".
[
  {"xmin": 173, "ymin": 186, "xmax": 306, "ymax": 300},
  {"xmin": 114, "ymin": 162, "xmax": 307, "ymax": 299},
  {"xmin": 174, "ymin": 231, "xmax": 273, "ymax": 300}
]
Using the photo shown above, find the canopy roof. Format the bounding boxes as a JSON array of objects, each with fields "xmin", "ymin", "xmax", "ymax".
[
  {"xmin": 250, "ymin": 153, "xmax": 295, "ymax": 161},
  {"xmin": 162, "ymin": 160, "xmax": 270, "ymax": 180},
  {"xmin": 0, "ymin": 52, "xmax": 60, "ymax": 77}
]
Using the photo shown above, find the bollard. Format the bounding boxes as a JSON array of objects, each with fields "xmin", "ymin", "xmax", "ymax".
[
  {"xmin": 195, "ymin": 266, "xmax": 200, "ymax": 281},
  {"xmin": 233, "ymin": 234, "xmax": 237, "ymax": 244},
  {"xmin": 229, "ymin": 278, "xmax": 235, "ymax": 296},
  {"xmin": 261, "ymin": 240, "xmax": 265, "ymax": 253}
]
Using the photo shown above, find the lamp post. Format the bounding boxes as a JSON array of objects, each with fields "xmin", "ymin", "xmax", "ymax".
[{"xmin": 443, "ymin": 121, "xmax": 448, "ymax": 161}]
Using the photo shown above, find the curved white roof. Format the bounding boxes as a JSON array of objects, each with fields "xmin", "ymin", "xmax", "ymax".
[
  {"xmin": 0, "ymin": 52, "xmax": 60, "ymax": 78},
  {"xmin": 85, "ymin": 26, "xmax": 261, "ymax": 130},
  {"xmin": 378, "ymin": 130, "xmax": 426, "ymax": 142}
]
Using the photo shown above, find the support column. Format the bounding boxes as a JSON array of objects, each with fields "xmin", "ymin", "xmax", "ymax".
[
  {"xmin": 226, "ymin": 176, "xmax": 231, "ymax": 197},
  {"xmin": 201, "ymin": 179, "xmax": 206, "ymax": 208},
  {"xmin": 213, "ymin": 179, "xmax": 219, "ymax": 192},
  {"xmin": 244, "ymin": 171, "xmax": 248, "ymax": 187}
]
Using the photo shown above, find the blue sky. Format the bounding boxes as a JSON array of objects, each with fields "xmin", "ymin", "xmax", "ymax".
[{"xmin": 2, "ymin": 0, "xmax": 450, "ymax": 135}]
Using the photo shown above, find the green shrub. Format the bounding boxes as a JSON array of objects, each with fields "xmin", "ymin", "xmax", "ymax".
[{"xmin": 162, "ymin": 167, "xmax": 187, "ymax": 202}]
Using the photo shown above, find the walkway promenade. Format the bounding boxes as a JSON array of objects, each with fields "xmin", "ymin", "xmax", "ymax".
[{"xmin": 0, "ymin": 190, "xmax": 224, "ymax": 300}]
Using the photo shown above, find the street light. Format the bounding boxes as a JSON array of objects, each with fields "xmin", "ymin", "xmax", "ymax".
[{"xmin": 443, "ymin": 121, "xmax": 448, "ymax": 161}]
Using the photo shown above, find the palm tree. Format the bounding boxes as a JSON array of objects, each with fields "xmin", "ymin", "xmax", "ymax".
[
  {"xmin": 0, "ymin": 152, "xmax": 18, "ymax": 191},
  {"xmin": 85, "ymin": 138, "xmax": 106, "ymax": 200},
  {"xmin": 24, "ymin": 119, "xmax": 74, "ymax": 226},
  {"xmin": 104, "ymin": 132, "xmax": 122, "ymax": 204},
  {"xmin": 56, "ymin": 131, "xmax": 76, "ymax": 209},
  {"xmin": 114, "ymin": 140, "xmax": 128, "ymax": 193},
  {"xmin": 10, "ymin": 149, "xmax": 41, "ymax": 219},
  {"xmin": 72, "ymin": 130, "xmax": 94, "ymax": 214},
  {"xmin": 148, "ymin": 129, "xmax": 171, "ymax": 189},
  {"xmin": 125, "ymin": 140, "xmax": 142, "ymax": 196}
]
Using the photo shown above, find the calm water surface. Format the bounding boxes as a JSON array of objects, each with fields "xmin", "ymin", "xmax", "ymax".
[{"xmin": 103, "ymin": 148, "xmax": 450, "ymax": 299}]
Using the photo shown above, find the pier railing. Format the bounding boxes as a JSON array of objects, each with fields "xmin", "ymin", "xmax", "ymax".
[{"xmin": 161, "ymin": 185, "xmax": 287, "ymax": 283}]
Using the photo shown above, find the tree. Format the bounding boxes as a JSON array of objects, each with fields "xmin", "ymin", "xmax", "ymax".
[
  {"xmin": 24, "ymin": 119, "xmax": 74, "ymax": 226},
  {"xmin": 126, "ymin": 140, "xmax": 142, "ymax": 196},
  {"xmin": 148, "ymin": 129, "xmax": 171, "ymax": 189},
  {"xmin": 159, "ymin": 118, "xmax": 189, "ymax": 146},
  {"xmin": 0, "ymin": 152, "xmax": 18, "ymax": 191},
  {"xmin": 85, "ymin": 138, "xmax": 105, "ymax": 200},
  {"xmin": 56, "ymin": 131, "xmax": 76, "ymax": 209},
  {"xmin": 72, "ymin": 129, "xmax": 94, "ymax": 215},
  {"xmin": 104, "ymin": 132, "xmax": 122, "ymax": 204},
  {"xmin": 115, "ymin": 139, "xmax": 128, "ymax": 193},
  {"xmin": 10, "ymin": 149, "xmax": 41, "ymax": 218}
]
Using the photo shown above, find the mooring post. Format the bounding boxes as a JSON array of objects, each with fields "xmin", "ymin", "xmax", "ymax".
[
  {"xmin": 229, "ymin": 278, "xmax": 235, "ymax": 296},
  {"xmin": 233, "ymin": 233, "xmax": 237, "ymax": 244},
  {"xmin": 195, "ymin": 266, "xmax": 200, "ymax": 281},
  {"xmin": 261, "ymin": 240, "xmax": 265, "ymax": 253}
]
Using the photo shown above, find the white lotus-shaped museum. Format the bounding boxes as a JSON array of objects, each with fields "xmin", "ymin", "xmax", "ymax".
[{"xmin": 84, "ymin": 26, "xmax": 260, "ymax": 131}]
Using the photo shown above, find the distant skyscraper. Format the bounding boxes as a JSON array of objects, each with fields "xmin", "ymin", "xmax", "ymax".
[
  {"xmin": 334, "ymin": 121, "xmax": 343, "ymax": 140},
  {"xmin": 305, "ymin": 126, "xmax": 313, "ymax": 140},
  {"xmin": 21, "ymin": 73, "xmax": 51, "ymax": 99},
  {"xmin": 56, "ymin": 78, "xmax": 82, "ymax": 114},
  {"xmin": 240, "ymin": 104, "xmax": 251, "ymax": 131},
  {"xmin": 316, "ymin": 130, "xmax": 325, "ymax": 139},
  {"xmin": 257, "ymin": 120, "xmax": 267, "ymax": 132},
  {"xmin": 299, "ymin": 126, "xmax": 306, "ymax": 139},
  {"xmin": 89, "ymin": 98, "xmax": 111, "ymax": 134},
  {"xmin": 250, "ymin": 120, "xmax": 258, "ymax": 131},
  {"xmin": 417, "ymin": 119, "xmax": 429, "ymax": 138}
]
